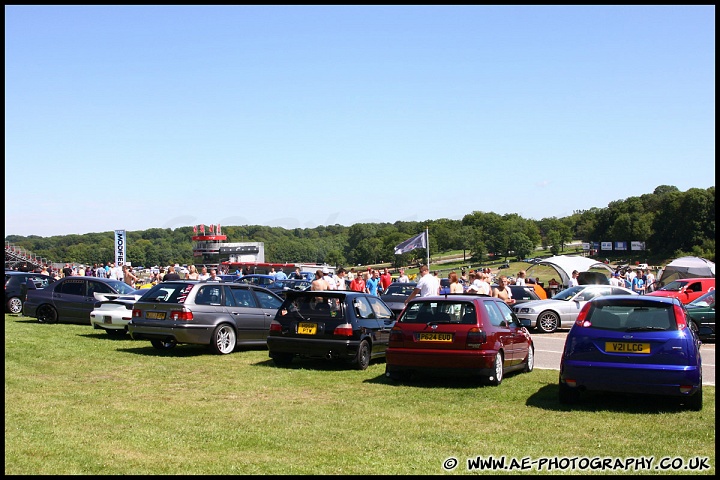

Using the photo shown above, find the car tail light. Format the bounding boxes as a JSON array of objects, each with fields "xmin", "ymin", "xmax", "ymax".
[
  {"xmin": 269, "ymin": 321, "xmax": 282, "ymax": 333},
  {"xmin": 564, "ymin": 378, "xmax": 577, "ymax": 387},
  {"xmin": 132, "ymin": 309, "xmax": 141, "ymax": 318},
  {"xmin": 575, "ymin": 303, "xmax": 592, "ymax": 327},
  {"xmin": 389, "ymin": 325, "xmax": 403, "ymax": 343},
  {"xmin": 333, "ymin": 323, "xmax": 354, "ymax": 336},
  {"xmin": 169, "ymin": 309, "xmax": 193, "ymax": 321},
  {"xmin": 679, "ymin": 385, "xmax": 694, "ymax": 394},
  {"xmin": 466, "ymin": 327, "xmax": 487, "ymax": 348},
  {"xmin": 673, "ymin": 304, "xmax": 688, "ymax": 330}
]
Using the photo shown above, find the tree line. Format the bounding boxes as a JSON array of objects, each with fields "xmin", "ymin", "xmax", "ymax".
[{"xmin": 5, "ymin": 185, "xmax": 714, "ymax": 268}]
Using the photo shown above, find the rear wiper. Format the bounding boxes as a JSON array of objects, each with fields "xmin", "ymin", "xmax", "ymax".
[
  {"xmin": 626, "ymin": 326, "xmax": 667, "ymax": 331},
  {"xmin": 426, "ymin": 321, "xmax": 453, "ymax": 327}
]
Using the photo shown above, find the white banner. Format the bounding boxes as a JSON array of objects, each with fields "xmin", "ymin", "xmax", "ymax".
[
  {"xmin": 631, "ymin": 241, "xmax": 646, "ymax": 251},
  {"xmin": 115, "ymin": 230, "xmax": 126, "ymax": 266}
]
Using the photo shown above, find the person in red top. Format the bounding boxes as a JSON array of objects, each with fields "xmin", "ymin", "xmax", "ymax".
[
  {"xmin": 349, "ymin": 273, "xmax": 366, "ymax": 292},
  {"xmin": 380, "ymin": 267, "xmax": 393, "ymax": 293}
]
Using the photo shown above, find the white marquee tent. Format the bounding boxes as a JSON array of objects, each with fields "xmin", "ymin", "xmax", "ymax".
[
  {"xmin": 658, "ymin": 256, "xmax": 715, "ymax": 284},
  {"xmin": 527, "ymin": 255, "xmax": 613, "ymax": 287}
]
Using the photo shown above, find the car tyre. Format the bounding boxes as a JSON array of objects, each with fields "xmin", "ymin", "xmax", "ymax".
[
  {"xmin": 523, "ymin": 345, "xmax": 535, "ymax": 373},
  {"xmin": 270, "ymin": 352, "xmax": 294, "ymax": 366},
  {"xmin": 353, "ymin": 339, "xmax": 371, "ymax": 370},
  {"xmin": 209, "ymin": 324, "xmax": 236, "ymax": 355},
  {"xmin": 37, "ymin": 305, "xmax": 58, "ymax": 324},
  {"xmin": 151, "ymin": 339, "xmax": 177, "ymax": 350},
  {"xmin": 537, "ymin": 311, "xmax": 560, "ymax": 333},
  {"xmin": 685, "ymin": 387, "xmax": 703, "ymax": 411},
  {"xmin": 7, "ymin": 297, "xmax": 23, "ymax": 315},
  {"xmin": 487, "ymin": 351, "xmax": 504, "ymax": 386}
]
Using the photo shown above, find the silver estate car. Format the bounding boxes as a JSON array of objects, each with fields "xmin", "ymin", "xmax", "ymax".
[{"xmin": 128, "ymin": 280, "xmax": 283, "ymax": 354}]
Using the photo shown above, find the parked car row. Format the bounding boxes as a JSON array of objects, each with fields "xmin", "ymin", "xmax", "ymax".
[{"xmin": 14, "ymin": 275, "xmax": 707, "ymax": 410}]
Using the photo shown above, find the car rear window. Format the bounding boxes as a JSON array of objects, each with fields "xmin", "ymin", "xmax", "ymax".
[
  {"xmin": 140, "ymin": 283, "xmax": 195, "ymax": 304},
  {"xmin": 586, "ymin": 303, "xmax": 677, "ymax": 332},
  {"xmin": 400, "ymin": 301, "xmax": 476, "ymax": 324},
  {"xmin": 281, "ymin": 294, "xmax": 346, "ymax": 319}
]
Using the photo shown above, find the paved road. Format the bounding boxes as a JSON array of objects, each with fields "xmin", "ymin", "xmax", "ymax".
[{"xmin": 531, "ymin": 330, "xmax": 715, "ymax": 386}]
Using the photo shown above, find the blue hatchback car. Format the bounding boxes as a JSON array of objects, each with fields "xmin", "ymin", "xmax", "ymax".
[{"xmin": 559, "ymin": 295, "xmax": 703, "ymax": 410}]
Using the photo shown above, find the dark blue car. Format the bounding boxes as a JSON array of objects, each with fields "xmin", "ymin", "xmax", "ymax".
[{"xmin": 559, "ymin": 295, "xmax": 703, "ymax": 410}]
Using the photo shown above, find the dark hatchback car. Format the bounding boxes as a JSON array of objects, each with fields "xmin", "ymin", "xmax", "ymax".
[
  {"xmin": 23, "ymin": 276, "xmax": 139, "ymax": 324},
  {"xmin": 385, "ymin": 295, "xmax": 534, "ymax": 385},
  {"xmin": 267, "ymin": 290, "xmax": 396, "ymax": 370},
  {"xmin": 5, "ymin": 271, "xmax": 56, "ymax": 314},
  {"xmin": 128, "ymin": 281, "xmax": 283, "ymax": 354},
  {"xmin": 685, "ymin": 290, "xmax": 715, "ymax": 342},
  {"xmin": 379, "ymin": 282, "xmax": 417, "ymax": 316},
  {"xmin": 559, "ymin": 295, "xmax": 702, "ymax": 410}
]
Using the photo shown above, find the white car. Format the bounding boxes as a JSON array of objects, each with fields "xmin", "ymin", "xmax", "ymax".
[
  {"xmin": 512, "ymin": 285, "xmax": 638, "ymax": 333},
  {"xmin": 90, "ymin": 293, "xmax": 144, "ymax": 336}
]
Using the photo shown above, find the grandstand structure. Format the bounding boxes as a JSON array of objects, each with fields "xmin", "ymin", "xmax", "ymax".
[{"xmin": 5, "ymin": 241, "xmax": 51, "ymax": 271}]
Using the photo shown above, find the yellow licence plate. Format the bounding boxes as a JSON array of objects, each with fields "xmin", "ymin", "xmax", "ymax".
[
  {"xmin": 605, "ymin": 342, "xmax": 651, "ymax": 354},
  {"xmin": 146, "ymin": 311, "xmax": 166, "ymax": 320},
  {"xmin": 418, "ymin": 332, "xmax": 453, "ymax": 342},
  {"xmin": 298, "ymin": 322, "xmax": 317, "ymax": 335}
]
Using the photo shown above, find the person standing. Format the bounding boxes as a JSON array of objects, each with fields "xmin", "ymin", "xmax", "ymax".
[
  {"xmin": 645, "ymin": 269, "xmax": 656, "ymax": 293},
  {"xmin": 163, "ymin": 265, "xmax": 181, "ymax": 281},
  {"xmin": 95, "ymin": 263, "xmax": 107, "ymax": 278},
  {"xmin": 397, "ymin": 268, "xmax": 409, "ymax": 283},
  {"xmin": 404, "ymin": 265, "xmax": 440, "ymax": 305},
  {"xmin": 609, "ymin": 272, "xmax": 624, "ymax": 287},
  {"xmin": 365, "ymin": 270, "xmax": 383, "ymax": 296},
  {"xmin": 631, "ymin": 272, "xmax": 646, "ymax": 294},
  {"xmin": 380, "ymin": 267, "xmax": 393, "ymax": 293},
  {"xmin": 197, "ymin": 266, "xmax": 210, "ymax": 281},
  {"xmin": 322, "ymin": 267, "xmax": 337, "ymax": 290},
  {"xmin": 291, "ymin": 267, "xmax": 303, "ymax": 280},
  {"xmin": 515, "ymin": 270, "xmax": 527, "ymax": 286},
  {"xmin": 449, "ymin": 271, "xmax": 464, "ymax": 293},
  {"xmin": 123, "ymin": 265, "xmax": 138, "ymax": 287},
  {"xmin": 311, "ymin": 269, "xmax": 329, "ymax": 291},
  {"xmin": 206, "ymin": 268, "xmax": 223, "ymax": 282},
  {"xmin": 349, "ymin": 273, "xmax": 365, "ymax": 292},
  {"xmin": 186, "ymin": 265, "xmax": 199, "ymax": 280},
  {"xmin": 334, "ymin": 268, "xmax": 348, "ymax": 290},
  {"xmin": 492, "ymin": 275, "xmax": 515, "ymax": 305},
  {"xmin": 568, "ymin": 270, "xmax": 580, "ymax": 288},
  {"xmin": 275, "ymin": 268, "xmax": 287, "ymax": 281}
]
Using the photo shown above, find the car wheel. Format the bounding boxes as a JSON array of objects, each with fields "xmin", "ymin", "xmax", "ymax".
[
  {"xmin": 151, "ymin": 339, "xmax": 177, "ymax": 350},
  {"xmin": 689, "ymin": 320, "xmax": 700, "ymax": 337},
  {"xmin": 209, "ymin": 324, "xmax": 236, "ymax": 355},
  {"xmin": 353, "ymin": 339, "xmax": 371, "ymax": 370},
  {"xmin": 37, "ymin": 305, "xmax": 58, "ymax": 324},
  {"xmin": 523, "ymin": 345, "xmax": 535, "ymax": 373},
  {"xmin": 558, "ymin": 378, "xmax": 579, "ymax": 404},
  {"xmin": 685, "ymin": 387, "xmax": 703, "ymax": 411},
  {"xmin": 7, "ymin": 297, "xmax": 23, "ymax": 315},
  {"xmin": 487, "ymin": 351, "xmax": 503, "ymax": 386},
  {"xmin": 270, "ymin": 352, "xmax": 294, "ymax": 366},
  {"xmin": 537, "ymin": 311, "xmax": 560, "ymax": 333}
]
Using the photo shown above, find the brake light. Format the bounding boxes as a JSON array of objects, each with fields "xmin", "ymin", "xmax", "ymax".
[
  {"xmin": 132, "ymin": 309, "xmax": 141, "ymax": 318},
  {"xmin": 169, "ymin": 309, "xmax": 193, "ymax": 321},
  {"xmin": 333, "ymin": 323, "xmax": 353, "ymax": 336},
  {"xmin": 269, "ymin": 321, "xmax": 282, "ymax": 333},
  {"xmin": 673, "ymin": 304, "xmax": 688, "ymax": 330},
  {"xmin": 389, "ymin": 325, "xmax": 403, "ymax": 343},
  {"xmin": 575, "ymin": 303, "xmax": 592, "ymax": 327},
  {"xmin": 466, "ymin": 327, "xmax": 487, "ymax": 348}
]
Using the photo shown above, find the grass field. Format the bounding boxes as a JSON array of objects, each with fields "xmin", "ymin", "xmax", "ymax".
[{"xmin": 4, "ymin": 313, "xmax": 715, "ymax": 475}]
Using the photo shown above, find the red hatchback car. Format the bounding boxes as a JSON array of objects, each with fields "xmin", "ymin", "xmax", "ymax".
[
  {"xmin": 385, "ymin": 295, "xmax": 534, "ymax": 385},
  {"xmin": 646, "ymin": 277, "xmax": 715, "ymax": 304}
]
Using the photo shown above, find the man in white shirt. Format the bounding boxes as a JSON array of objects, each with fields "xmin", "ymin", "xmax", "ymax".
[
  {"xmin": 568, "ymin": 270, "xmax": 580, "ymax": 288},
  {"xmin": 404, "ymin": 265, "xmax": 440, "ymax": 305},
  {"xmin": 397, "ymin": 268, "xmax": 409, "ymax": 283},
  {"xmin": 322, "ymin": 267, "xmax": 337, "ymax": 290}
]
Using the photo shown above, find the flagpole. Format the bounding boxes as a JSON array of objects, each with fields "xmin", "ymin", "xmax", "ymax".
[{"xmin": 426, "ymin": 226, "xmax": 430, "ymax": 268}]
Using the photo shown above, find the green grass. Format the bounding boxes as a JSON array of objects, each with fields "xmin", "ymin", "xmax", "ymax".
[{"xmin": 5, "ymin": 314, "xmax": 715, "ymax": 475}]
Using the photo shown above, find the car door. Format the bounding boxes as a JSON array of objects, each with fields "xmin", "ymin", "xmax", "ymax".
[
  {"xmin": 224, "ymin": 285, "xmax": 267, "ymax": 341},
  {"xmin": 250, "ymin": 287, "xmax": 283, "ymax": 335},
  {"xmin": 482, "ymin": 300, "xmax": 516, "ymax": 366},
  {"xmin": 366, "ymin": 295, "xmax": 395, "ymax": 353},
  {"xmin": 350, "ymin": 296, "xmax": 384, "ymax": 356},
  {"xmin": 53, "ymin": 278, "xmax": 90, "ymax": 322},
  {"xmin": 490, "ymin": 300, "xmax": 526, "ymax": 365}
]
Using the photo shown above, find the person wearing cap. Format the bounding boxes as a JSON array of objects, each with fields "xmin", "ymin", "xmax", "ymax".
[
  {"xmin": 322, "ymin": 267, "xmax": 337, "ymax": 290},
  {"xmin": 609, "ymin": 271, "xmax": 624, "ymax": 287}
]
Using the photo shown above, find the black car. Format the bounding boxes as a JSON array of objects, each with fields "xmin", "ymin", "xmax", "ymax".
[
  {"xmin": 129, "ymin": 281, "xmax": 284, "ymax": 354},
  {"xmin": 23, "ymin": 276, "xmax": 138, "ymax": 324},
  {"xmin": 380, "ymin": 282, "xmax": 417, "ymax": 316},
  {"xmin": 267, "ymin": 290, "xmax": 396, "ymax": 370},
  {"xmin": 5, "ymin": 271, "xmax": 56, "ymax": 314}
]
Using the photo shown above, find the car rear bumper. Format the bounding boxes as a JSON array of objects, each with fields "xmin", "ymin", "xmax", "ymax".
[
  {"xmin": 560, "ymin": 360, "xmax": 702, "ymax": 396},
  {"xmin": 90, "ymin": 314, "xmax": 131, "ymax": 330},
  {"xmin": 385, "ymin": 348, "xmax": 498, "ymax": 375},
  {"xmin": 128, "ymin": 322, "xmax": 213, "ymax": 345},
  {"xmin": 267, "ymin": 336, "xmax": 361, "ymax": 360}
]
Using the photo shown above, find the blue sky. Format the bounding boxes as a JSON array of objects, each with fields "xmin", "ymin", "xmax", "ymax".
[{"xmin": 5, "ymin": 5, "xmax": 715, "ymax": 238}]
